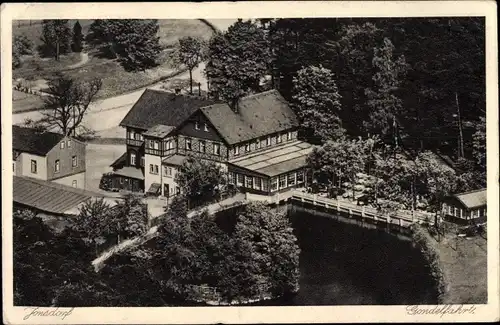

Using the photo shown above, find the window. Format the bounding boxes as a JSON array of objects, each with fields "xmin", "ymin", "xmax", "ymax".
[
  {"xmin": 129, "ymin": 130, "xmax": 135, "ymax": 139},
  {"xmin": 176, "ymin": 186, "xmax": 181, "ymax": 194},
  {"xmin": 213, "ymin": 143, "xmax": 221, "ymax": 155},
  {"xmin": 288, "ymin": 173, "xmax": 296, "ymax": 186},
  {"xmin": 60, "ymin": 141, "xmax": 65, "ymax": 149},
  {"xmin": 130, "ymin": 152, "xmax": 136, "ymax": 165},
  {"xmin": 72, "ymin": 155, "xmax": 78, "ymax": 168},
  {"xmin": 234, "ymin": 146, "xmax": 240, "ymax": 156},
  {"xmin": 120, "ymin": 177, "xmax": 124, "ymax": 184},
  {"xmin": 245, "ymin": 143, "xmax": 250, "ymax": 152},
  {"xmin": 134, "ymin": 133, "xmax": 142, "ymax": 141},
  {"xmin": 271, "ymin": 177, "xmax": 278, "ymax": 191},
  {"xmin": 254, "ymin": 177, "xmax": 262, "ymax": 190},
  {"xmin": 31, "ymin": 160, "xmax": 37, "ymax": 174},
  {"xmin": 140, "ymin": 156, "xmax": 145, "ymax": 167},
  {"xmin": 277, "ymin": 133, "xmax": 282, "ymax": 143},
  {"xmin": 186, "ymin": 138, "xmax": 192, "ymax": 150},
  {"xmin": 149, "ymin": 164, "xmax": 154, "ymax": 174},
  {"xmin": 287, "ymin": 131, "xmax": 293, "ymax": 141},
  {"xmin": 195, "ymin": 121, "xmax": 200, "ymax": 130},
  {"xmin": 236, "ymin": 174, "xmax": 244, "ymax": 186},
  {"xmin": 153, "ymin": 141, "xmax": 159, "ymax": 150},
  {"xmin": 164, "ymin": 166, "xmax": 172, "ymax": 176},
  {"xmin": 246, "ymin": 176, "xmax": 253, "ymax": 188},
  {"xmin": 266, "ymin": 136, "xmax": 271, "ymax": 146},
  {"xmin": 279, "ymin": 174, "xmax": 287, "ymax": 189},
  {"xmin": 165, "ymin": 140, "xmax": 173, "ymax": 150},
  {"xmin": 67, "ymin": 139, "xmax": 72, "ymax": 148},
  {"xmin": 154, "ymin": 165, "xmax": 159, "ymax": 174},
  {"xmin": 255, "ymin": 139, "xmax": 261, "ymax": 149},
  {"xmin": 72, "ymin": 180, "xmax": 77, "ymax": 188},
  {"xmin": 204, "ymin": 123, "xmax": 209, "ymax": 132},
  {"xmin": 448, "ymin": 205, "xmax": 453, "ymax": 215},
  {"xmin": 228, "ymin": 172, "xmax": 235, "ymax": 184},
  {"xmin": 262, "ymin": 179, "xmax": 269, "ymax": 192},
  {"xmin": 296, "ymin": 170, "xmax": 304, "ymax": 183},
  {"xmin": 199, "ymin": 140, "xmax": 206, "ymax": 153},
  {"xmin": 55, "ymin": 160, "xmax": 60, "ymax": 173}
]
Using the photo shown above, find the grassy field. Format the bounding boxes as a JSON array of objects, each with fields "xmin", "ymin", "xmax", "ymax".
[
  {"xmin": 423, "ymin": 225, "xmax": 487, "ymax": 304},
  {"xmin": 12, "ymin": 19, "xmax": 213, "ymax": 100},
  {"xmin": 12, "ymin": 90, "xmax": 44, "ymax": 113}
]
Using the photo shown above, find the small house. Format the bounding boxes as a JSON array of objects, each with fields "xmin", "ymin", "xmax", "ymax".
[{"xmin": 441, "ymin": 188, "xmax": 487, "ymax": 224}]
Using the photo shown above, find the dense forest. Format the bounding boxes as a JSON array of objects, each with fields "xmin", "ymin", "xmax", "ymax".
[{"xmin": 207, "ymin": 17, "xmax": 485, "ymax": 161}]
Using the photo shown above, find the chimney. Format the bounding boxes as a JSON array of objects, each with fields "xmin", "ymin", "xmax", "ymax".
[{"xmin": 230, "ymin": 97, "xmax": 240, "ymax": 113}]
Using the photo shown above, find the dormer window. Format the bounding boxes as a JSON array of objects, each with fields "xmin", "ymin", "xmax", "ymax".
[
  {"xmin": 203, "ymin": 123, "xmax": 209, "ymax": 132},
  {"xmin": 195, "ymin": 121, "xmax": 200, "ymax": 130}
]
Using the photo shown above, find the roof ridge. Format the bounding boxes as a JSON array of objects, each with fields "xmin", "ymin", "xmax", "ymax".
[
  {"xmin": 13, "ymin": 124, "xmax": 64, "ymax": 137},
  {"xmin": 240, "ymin": 89, "xmax": 278, "ymax": 100},
  {"xmin": 454, "ymin": 188, "xmax": 487, "ymax": 196},
  {"xmin": 16, "ymin": 176, "xmax": 103, "ymax": 197}
]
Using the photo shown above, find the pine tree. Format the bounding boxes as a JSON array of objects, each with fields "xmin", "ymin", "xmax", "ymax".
[{"xmin": 71, "ymin": 20, "xmax": 84, "ymax": 52}]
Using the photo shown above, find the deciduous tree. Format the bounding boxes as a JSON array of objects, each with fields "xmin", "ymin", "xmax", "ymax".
[
  {"xmin": 364, "ymin": 37, "xmax": 408, "ymax": 144},
  {"xmin": 40, "ymin": 20, "xmax": 72, "ymax": 60},
  {"xmin": 41, "ymin": 74, "xmax": 102, "ymax": 136},
  {"xmin": 13, "ymin": 34, "xmax": 34, "ymax": 68},
  {"xmin": 230, "ymin": 203, "xmax": 300, "ymax": 299},
  {"xmin": 291, "ymin": 65, "xmax": 345, "ymax": 143},
  {"xmin": 112, "ymin": 193, "xmax": 150, "ymax": 241},
  {"xmin": 174, "ymin": 36, "xmax": 206, "ymax": 94},
  {"xmin": 307, "ymin": 137, "xmax": 373, "ymax": 198},
  {"xmin": 175, "ymin": 156, "xmax": 226, "ymax": 208},
  {"xmin": 86, "ymin": 19, "xmax": 162, "ymax": 71},
  {"xmin": 73, "ymin": 198, "xmax": 113, "ymax": 254},
  {"xmin": 206, "ymin": 19, "xmax": 270, "ymax": 106}
]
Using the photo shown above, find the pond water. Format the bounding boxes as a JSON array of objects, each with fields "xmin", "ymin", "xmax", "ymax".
[{"xmin": 249, "ymin": 206, "xmax": 440, "ymax": 306}]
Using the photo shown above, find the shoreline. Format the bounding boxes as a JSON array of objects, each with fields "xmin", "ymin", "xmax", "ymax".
[{"xmin": 410, "ymin": 223, "xmax": 487, "ymax": 304}]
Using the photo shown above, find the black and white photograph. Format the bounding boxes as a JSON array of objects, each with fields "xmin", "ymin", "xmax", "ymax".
[{"xmin": 2, "ymin": 1, "xmax": 498, "ymax": 324}]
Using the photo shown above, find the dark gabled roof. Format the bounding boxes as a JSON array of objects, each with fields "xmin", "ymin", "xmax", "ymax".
[
  {"xmin": 453, "ymin": 188, "xmax": 487, "ymax": 209},
  {"xmin": 119, "ymin": 89, "xmax": 216, "ymax": 130},
  {"xmin": 200, "ymin": 90, "xmax": 299, "ymax": 145},
  {"xmin": 13, "ymin": 176, "xmax": 102, "ymax": 215},
  {"xmin": 13, "ymin": 125, "xmax": 65, "ymax": 156}
]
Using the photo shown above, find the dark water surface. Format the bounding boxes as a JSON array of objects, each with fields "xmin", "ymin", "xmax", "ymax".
[{"xmin": 250, "ymin": 206, "xmax": 440, "ymax": 306}]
